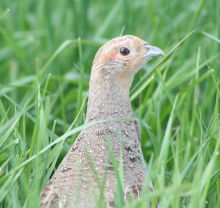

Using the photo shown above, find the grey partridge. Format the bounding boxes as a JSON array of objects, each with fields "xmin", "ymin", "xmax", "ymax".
[{"xmin": 40, "ymin": 35, "xmax": 164, "ymax": 208}]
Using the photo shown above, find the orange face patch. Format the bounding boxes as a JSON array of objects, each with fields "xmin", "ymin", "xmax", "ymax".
[{"xmin": 110, "ymin": 53, "xmax": 117, "ymax": 58}]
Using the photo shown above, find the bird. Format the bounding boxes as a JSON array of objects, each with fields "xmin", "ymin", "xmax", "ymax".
[{"xmin": 40, "ymin": 35, "xmax": 164, "ymax": 208}]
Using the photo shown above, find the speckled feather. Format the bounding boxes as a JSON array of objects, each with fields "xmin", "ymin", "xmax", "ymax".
[{"xmin": 40, "ymin": 35, "xmax": 164, "ymax": 208}]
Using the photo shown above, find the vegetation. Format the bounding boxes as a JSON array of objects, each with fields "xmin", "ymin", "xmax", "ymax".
[{"xmin": 0, "ymin": 0, "xmax": 219, "ymax": 207}]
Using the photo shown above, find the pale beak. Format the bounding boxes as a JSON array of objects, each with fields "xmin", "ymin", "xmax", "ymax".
[{"xmin": 144, "ymin": 45, "xmax": 165, "ymax": 59}]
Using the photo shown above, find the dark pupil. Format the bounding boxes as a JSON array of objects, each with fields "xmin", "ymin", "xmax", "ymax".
[{"xmin": 120, "ymin": 47, "xmax": 130, "ymax": 56}]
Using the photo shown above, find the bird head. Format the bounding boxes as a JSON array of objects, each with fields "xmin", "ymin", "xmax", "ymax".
[{"xmin": 91, "ymin": 35, "xmax": 164, "ymax": 93}]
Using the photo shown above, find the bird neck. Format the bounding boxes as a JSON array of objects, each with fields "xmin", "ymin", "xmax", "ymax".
[{"xmin": 86, "ymin": 72, "xmax": 134, "ymax": 122}]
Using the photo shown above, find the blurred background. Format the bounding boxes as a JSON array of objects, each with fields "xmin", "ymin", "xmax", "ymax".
[{"xmin": 0, "ymin": 0, "xmax": 219, "ymax": 207}]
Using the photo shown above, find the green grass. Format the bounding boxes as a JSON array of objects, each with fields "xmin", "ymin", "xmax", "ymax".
[{"xmin": 0, "ymin": 0, "xmax": 220, "ymax": 207}]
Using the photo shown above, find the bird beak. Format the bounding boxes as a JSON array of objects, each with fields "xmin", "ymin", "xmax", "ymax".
[{"xmin": 144, "ymin": 45, "xmax": 165, "ymax": 59}]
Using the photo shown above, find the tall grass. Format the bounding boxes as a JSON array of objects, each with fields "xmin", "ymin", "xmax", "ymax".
[{"xmin": 0, "ymin": 0, "xmax": 219, "ymax": 207}]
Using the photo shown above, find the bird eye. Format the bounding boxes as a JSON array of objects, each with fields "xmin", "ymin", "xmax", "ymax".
[{"xmin": 120, "ymin": 47, "xmax": 130, "ymax": 56}]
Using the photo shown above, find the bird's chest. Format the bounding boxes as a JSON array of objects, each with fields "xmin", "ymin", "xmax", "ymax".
[{"xmin": 81, "ymin": 120, "xmax": 143, "ymax": 171}]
